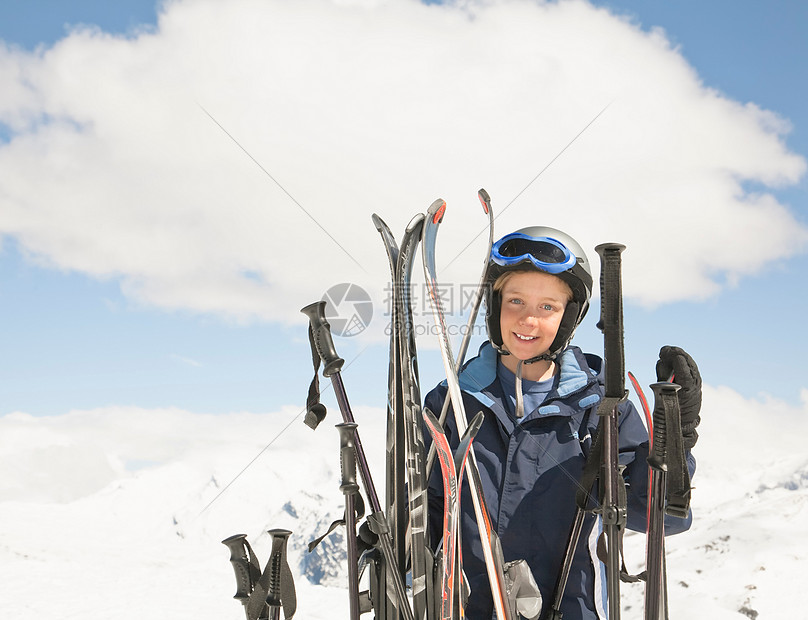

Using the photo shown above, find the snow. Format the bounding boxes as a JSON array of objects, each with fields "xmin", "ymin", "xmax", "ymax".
[{"xmin": 1, "ymin": 386, "xmax": 807, "ymax": 619}]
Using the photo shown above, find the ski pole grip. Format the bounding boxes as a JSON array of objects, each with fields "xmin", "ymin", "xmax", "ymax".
[
  {"xmin": 594, "ymin": 243, "xmax": 627, "ymax": 398},
  {"xmin": 594, "ymin": 242, "xmax": 626, "ymax": 257},
  {"xmin": 301, "ymin": 301, "xmax": 345, "ymax": 377},
  {"xmin": 336, "ymin": 422, "xmax": 360, "ymax": 495},
  {"xmin": 266, "ymin": 529, "xmax": 293, "ymax": 608},
  {"xmin": 221, "ymin": 534, "xmax": 253, "ymax": 605},
  {"xmin": 648, "ymin": 382, "xmax": 681, "ymax": 468}
]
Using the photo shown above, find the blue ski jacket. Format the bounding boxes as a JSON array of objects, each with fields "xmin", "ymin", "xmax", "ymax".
[{"xmin": 423, "ymin": 342, "xmax": 696, "ymax": 620}]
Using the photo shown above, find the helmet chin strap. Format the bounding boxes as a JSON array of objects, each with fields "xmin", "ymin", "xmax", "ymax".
[
  {"xmin": 515, "ymin": 359, "xmax": 525, "ymax": 419},
  {"xmin": 498, "ymin": 347, "xmax": 557, "ymax": 364},
  {"xmin": 509, "ymin": 353, "xmax": 554, "ymax": 420}
]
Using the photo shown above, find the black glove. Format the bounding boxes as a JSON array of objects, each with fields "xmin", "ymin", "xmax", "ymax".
[{"xmin": 656, "ymin": 345, "xmax": 701, "ymax": 450}]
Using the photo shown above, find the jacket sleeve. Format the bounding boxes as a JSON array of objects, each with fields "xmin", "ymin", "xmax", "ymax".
[{"xmin": 617, "ymin": 399, "xmax": 697, "ymax": 535}]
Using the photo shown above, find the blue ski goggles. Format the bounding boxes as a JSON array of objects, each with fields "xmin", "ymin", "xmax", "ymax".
[{"xmin": 490, "ymin": 232, "xmax": 577, "ymax": 274}]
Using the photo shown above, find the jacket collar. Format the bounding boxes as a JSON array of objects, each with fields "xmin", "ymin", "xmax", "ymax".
[{"xmin": 458, "ymin": 341, "xmax": 603, "ymax": 428}]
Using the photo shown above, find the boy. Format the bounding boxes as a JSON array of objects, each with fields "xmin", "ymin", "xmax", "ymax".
[{"xmin": 423, "ymin": 226, "xmax": 701, "ymax": 619}]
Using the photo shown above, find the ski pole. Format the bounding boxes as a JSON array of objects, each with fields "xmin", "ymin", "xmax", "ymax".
[
  {"xmin": 547, "ymin": 508, "xmax": 585, "ymax": 619},
  {"xmin": 300, "ymin": 301, "xmax": 414, "ymax": 620},
  {"xmin": 222, "ymin": 530, "xmax": 297, "ymax": 620},
  {"xmin": 547, "ymin": 250, "xmax": 624, "ymax": 620},
  {"xmin": 594, "ymin": 242, "xmax": 628, "ymax": 620},
  {"xmin": 265, "ymin": 528, "xmax": 294, "ymax": 620},
  {"xmin": 222, "ymin": 533, "xmax": 261, "ymax": 618},
  {"xmin": 337, "ymin": 423, "xmax": 362, "ymax": 620},
  {"xmin": 550, "ymin": 244, "xmax": 629, "ymax": 620},
  {"xmin": 644, "ymin": 382, "xmax": 681, "ymax": 620}
]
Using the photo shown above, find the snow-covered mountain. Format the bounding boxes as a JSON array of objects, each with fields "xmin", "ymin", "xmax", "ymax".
[{"xmin": 1, "ymin": 385, "xmax": 806, "ymax": 619}]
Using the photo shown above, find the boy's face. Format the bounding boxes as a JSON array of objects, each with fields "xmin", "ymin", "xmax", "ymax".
[{"xmin": 498, "ymin": 271, "xmax": 570, "ymax": 362}]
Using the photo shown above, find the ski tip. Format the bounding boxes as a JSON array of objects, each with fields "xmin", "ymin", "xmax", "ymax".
[
  {"xmin": 406, "ymin": 212, "xmax": 426, "ymax": 233},
  {"xmin": 422, "ymin": 407, "xmax": 441, "ymax": 433},
  {"xmin": 430, "ymin": 199, "xmax": 446, "ymax": 225},
  {"xmin": 477, "ymin": 188, "xmax": 491, "ymax": 214},
  {"xmin": 468, "ymin": 411, "xmax": 484, "ymax": 437},
  {"xmin": 422, "ymin": 406, "xmax": 435, "ymax": 422},
  {"xmin": 371, "ymin": 212, "xmax": 386, "ymax": 232}
]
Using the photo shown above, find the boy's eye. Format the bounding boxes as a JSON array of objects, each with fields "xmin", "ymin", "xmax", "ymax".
[{"xmin": 541, "ymin": 303, "xmax": 555, "ymax": 312}]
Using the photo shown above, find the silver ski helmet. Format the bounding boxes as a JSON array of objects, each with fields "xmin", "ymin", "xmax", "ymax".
[{"xmin": 484, "ymin": 226, "xmax": 593, "ymax": 362}]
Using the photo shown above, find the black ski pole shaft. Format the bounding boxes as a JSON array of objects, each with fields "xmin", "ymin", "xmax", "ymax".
[
  {"xmin": 300, "ymin": 301, "xmax": 414, "ymax": 620},
  {"xmin": 600, "ymin": 391, "xmax": 622, "ymax": 620},
  {"xmin": 266, "ymin": 528, "xmax": 293, "ymax": 620},
  {"xmin": 595, "ymin": 242, "xmax": 628, "ymax": 620},
  {"xmin": 337, "ymin": 423, "xmax": 362, "ymax": 620},
  {"xmin": 547, "ymin": 509, "xmax": 585, "ymax": 619},
  {"xmin": 644, "ymin": 382, "xmax": 680, "ymax": 620}
]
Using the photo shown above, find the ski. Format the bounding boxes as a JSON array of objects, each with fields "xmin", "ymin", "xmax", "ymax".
[
  {"xmin": 425, "ymin": 188, "xmax": 495, "ymax": 481},
  {"xmin": 374, "ymin": 212, "xmax": 436, "ymax": 620},
  {"xmin": 627, "ymin": 371, "xmax": 653, "ymax": 434},
  {"xmin": 423, "ymin": 407, "xmax": 484, "ymax": 620},
  {"xmin": 372, "ymin": 212, "xmax": 409, "ymax": 619},
  {"xmin": 421, "ymin": 198, "xmax": 514, "ymax": 620},
  {"xmin": 395, "ymin": 213, "xmax": 435, "ymax": 620}
]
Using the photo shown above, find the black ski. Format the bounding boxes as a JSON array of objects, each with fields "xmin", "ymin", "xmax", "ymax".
[
  {"xmin": 396, "ymin": 214, "xmax": 434, "ymax": 620},
  {"xmin": 373, "ymin": 213, "xmax": 436, "ymax": 620},
  {"xmin": 372, "ymin": 212, "xmax": 409, "ymax": 619}
]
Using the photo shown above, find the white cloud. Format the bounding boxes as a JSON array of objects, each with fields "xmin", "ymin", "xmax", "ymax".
[{"xmin": 0, "ymin": 0, "xmax": 804, "ymax": 324}]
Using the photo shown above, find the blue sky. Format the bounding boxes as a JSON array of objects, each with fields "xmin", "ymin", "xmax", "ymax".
[{"xmin": 0, "ymin": 0, "xmax": 806, "ymax": 417}]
